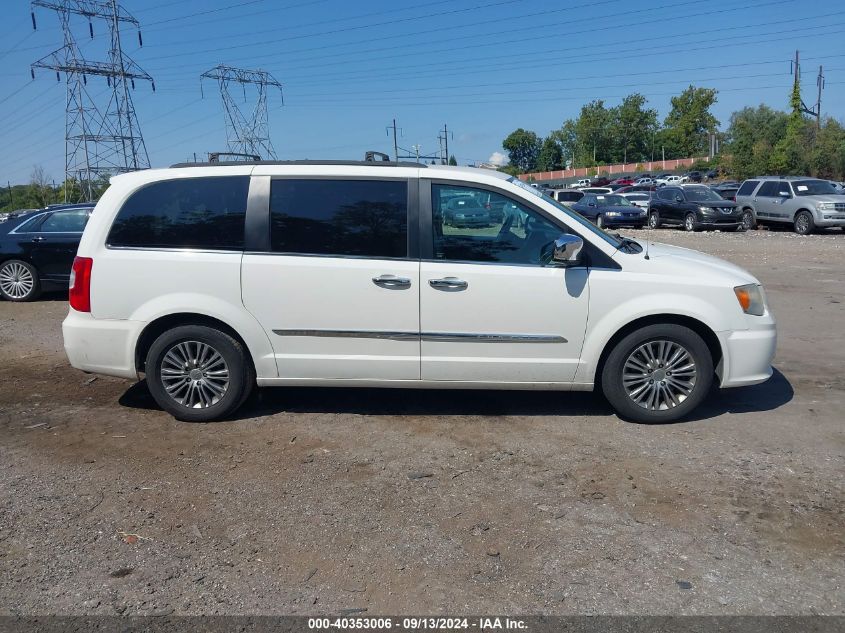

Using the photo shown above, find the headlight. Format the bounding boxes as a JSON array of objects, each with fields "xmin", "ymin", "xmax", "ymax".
[
  {"xmin": 699, "ymin": 205, "xmax": 714, "ymax": 212},
  {"xmin": 817, "ymin": 202, "xmax": 834, "ymax": 210},
  {"xmin": 734, "ymin": 284, "xmax": 766, "ymax": 316},
  {"xmin": 605, "ymin": 211, "xmax": 621, "ymax": 217}
]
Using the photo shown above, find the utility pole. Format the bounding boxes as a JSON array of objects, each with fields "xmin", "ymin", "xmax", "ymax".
[
  {"xmin": 7, "ymin": 182, "xmax": 12, "ymax": 208},
  {"xmin": 792, "ymin": 50, "xmax": 824, "ymax": 130},
  {"xmin": 30, "ymin": 0, "xmax": 155, "ymax": 202},
  {"xmin": 201, "ymin": 65, "xmax": 283, "ymax": 159},
  {"xmin": 386, "ymin": 119, "xmax": 401, "ymax": 162},
  {"xmin": 437, "ymin": 123, "xmax": 452, "ymax": 165}
]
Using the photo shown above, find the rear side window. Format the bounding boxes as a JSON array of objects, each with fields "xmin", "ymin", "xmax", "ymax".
[
  {"xmin": 756, "ymin": 181, "xmax": 781, "ymax": 197},
  {"xmin": 107, "ymin": 176, "xmax": 249, "ymax": 250},
  {"xmin": 269, "ymin": 179, "xmax": 408, "ymax": 258},
  {"xmin": 737, "ymin": 180, "xmax": 759, "ymax": 196},
  {"xmin": 40, "ymin": 208, "xmax": 90, "ymax": 233}
]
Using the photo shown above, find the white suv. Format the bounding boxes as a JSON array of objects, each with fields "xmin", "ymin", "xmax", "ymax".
[{"xmin": 63, "ymin": 161, "xmax": 777, "ymax": 423}]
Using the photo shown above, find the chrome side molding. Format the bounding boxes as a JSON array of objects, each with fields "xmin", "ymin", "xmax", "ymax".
[{"xmin": 273, "ymin": 330, "xmax": 567, "ymax": 343}]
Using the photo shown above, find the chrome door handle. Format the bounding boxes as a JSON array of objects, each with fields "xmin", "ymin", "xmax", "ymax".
[
  {"xmin": 428, "ymin": 277, "xmax": 468, "ymax": 290},
  {"xmin": 31, "ymin": 236, "xmax": 46, "ymax": 242},
  {"xmin": 372, "ymin": 274, "xmax": 411, "ymax": 289}
]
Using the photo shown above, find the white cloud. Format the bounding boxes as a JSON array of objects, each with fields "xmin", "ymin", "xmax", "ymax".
[{"xmin": 488, "ymin": 151, "xmax": 507, "ymax": 166}]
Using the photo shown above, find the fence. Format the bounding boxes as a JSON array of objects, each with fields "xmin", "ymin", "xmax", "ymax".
[{"xmin": 517, "ymin": 157, "xmax": 710, "ymax": 184}]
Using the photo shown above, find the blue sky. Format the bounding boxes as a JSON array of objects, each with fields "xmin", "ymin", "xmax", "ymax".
[{"xmin": 0, "ymin": 0, "xmax": 843, "ymax": 185}]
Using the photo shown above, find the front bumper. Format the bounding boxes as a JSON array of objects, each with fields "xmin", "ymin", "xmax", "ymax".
[
  {"xmin": 602, "ymin": 214, "xmax": 647, "ymax": 227},
  {"xmin": 718, "ymin": 315, "xmax": 777, "ymax": 388},
  {"xmin": 63, "ymin": 309, "xmax": 141, "ymax": 380},
  {"xmin": 814, "ymin": 212, "xmax": 845, "ymax": 227}
]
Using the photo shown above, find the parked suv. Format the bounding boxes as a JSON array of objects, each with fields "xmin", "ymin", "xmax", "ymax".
[
  {"xmin": 648, "ymin": 185, "xmax": 743, "ymax": 231},
  {"xmin": 734, "ymin": 177, "xmax": 845, "ymax": 234},
  {"xmin": 64, "ymin": 161, "xmax": 776, "ymax": 424}
]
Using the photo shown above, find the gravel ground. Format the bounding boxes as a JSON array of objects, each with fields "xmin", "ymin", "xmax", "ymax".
[{"xmin": 0, "ymin": 228, "xmax": 843, "ymax": 616}]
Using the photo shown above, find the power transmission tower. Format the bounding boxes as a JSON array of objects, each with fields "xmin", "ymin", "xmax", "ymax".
[
  {"xmin": 791, "ymin": 50, "xmax": 824, "ymax": 130},
  {"xmin": 387, "ymin": 118, "xmax": 448, "ymax": 164},
  {"xmin": 437, "ymin": 124, "xmax": 452, "ymax": 165},
  {"xmin": 31, "ymin": 0, "xmax": 154, "ymax": 202},
  {"xmin": 201, "ymin": 65, "xmax": 283, "ymax": 160}
]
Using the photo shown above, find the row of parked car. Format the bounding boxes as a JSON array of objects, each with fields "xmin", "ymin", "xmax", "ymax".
[
  {"xmin": 569, "ymin": 170, "xmax": 713, "ymax": 190},
  {"xmin": 544, "ymin": 176, "xmax": 845, "ymax": 235}
]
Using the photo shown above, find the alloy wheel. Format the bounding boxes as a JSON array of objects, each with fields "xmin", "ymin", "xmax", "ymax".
[
  {"xmin": 159, "ymin": 340, "xmax": 230, "ymax": 409},
  {"xmin": 0, "ymin": 262, "xmax": 35, "ymax": 300},
  {"xmin": 795, "ymin": 213, "xmax": 810, "ymax": 234},
  {"xmin": 685, "ymin": 214, "xmax": 696, "ymax": 231},
  {"xmin": 742, "ymin": 211, "xmax": 754, "ymax": 230},
  {"xmin": 622, "ymin": 339, "xmax": 697, "ymax": 411}
]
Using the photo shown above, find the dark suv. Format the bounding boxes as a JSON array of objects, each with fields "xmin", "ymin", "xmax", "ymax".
[{"xmin": 647, "ymin": 185, "xmax": 743, "ymax": 231}]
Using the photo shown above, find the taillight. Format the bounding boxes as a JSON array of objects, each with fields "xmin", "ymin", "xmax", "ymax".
[{"xmin": 69, "ymin": 256, "xmax": 93, "ymax": 312}]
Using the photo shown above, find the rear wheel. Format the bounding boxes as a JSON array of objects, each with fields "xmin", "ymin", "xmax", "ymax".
[
  {"xmin": 0, "ymin": 259, "xmax": 41, "ymax": 302},
  {"xmin": 684, "ymin": 213, "xmax": 699, "ymax": 232},
  {"xmin": 794, "ymin": 210, "xmax": 814, "ymax": 235},
  {"xmin": 648, "ymin": 211, "xmax": 661, "ymax": 229},
  {"xmin": 601, "ymin": 324, "xmax": 714, "ymax": 423},
  {"xmin": 741, "ymin": 209, "xmax": 755, "ymax": 230},
  {"xmin": 146, "ymin": 325, "xmax": 254, "ymax": 422}
]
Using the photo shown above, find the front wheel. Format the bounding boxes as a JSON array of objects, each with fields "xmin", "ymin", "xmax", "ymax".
[
  {"xmin": 0, "ymin": 259, "xmax": 41, "ymax": 302},
  {"xmin": 794, "ymin": 210, "xmax": 814, "ymax": 235},
  {"xmin": 596, "ymin": 214, "xmax": 605, "ymax": 229},
  {"xmin": 146, "ymin": 325, "xmax": 255, "ymax": 422},
  {"xmin": 648, "ymin": 211, "xmax": 661, "ymax": 229},
  {"xmin": 601, "ymin": 324, "xmax": 714, "ymax": 423},
  {"xmin": 684, "ymin": 213, "xmax": 699, "ymax": 232}
]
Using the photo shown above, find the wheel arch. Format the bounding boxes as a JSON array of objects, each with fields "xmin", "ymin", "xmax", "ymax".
[
  {"xmin": 593, "ymin": 314, "xmax": 724, "ymax": 393},
  {"xmin": 135, "ymin": 313, "xmax": 256, "ymax": 375},
  {"xmin": 792, "ymin": 207, "xmax": 813, "ymax": 220}
]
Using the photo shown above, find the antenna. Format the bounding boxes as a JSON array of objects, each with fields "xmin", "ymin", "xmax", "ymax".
[
  {"xmin": 645, "ymin": 185, "xmax": 652, "ymax": 260},
  {"xmin": 201, "ymin": 65, "xmax": 283, "ymax": 159}
]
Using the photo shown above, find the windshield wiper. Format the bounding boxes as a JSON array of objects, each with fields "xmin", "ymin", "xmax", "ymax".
[{"xmin": 613, "ymin": 234, "xmax": 643, "ymax": 253}]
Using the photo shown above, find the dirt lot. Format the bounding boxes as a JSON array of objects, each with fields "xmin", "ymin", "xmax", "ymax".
[{"xmin": 1, "ymin": 228, "xmax": 843, "ymax": 616}]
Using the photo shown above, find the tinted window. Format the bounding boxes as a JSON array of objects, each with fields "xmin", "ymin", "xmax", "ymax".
[
  {"xmin": 432, "ymin": 184, "xmax": 566, "ymax": 265},
  {"xmin": 756, "ymin": 181, "xmax": 781, "ymax": 197},
  {"xmin": 270, "ymin": 179, "xmax": 407, "ymax": 258},
  {"xmin": 108, "ymin": 176, "xmax": 249, "ymax": 249},
  {"xmin": 557, "ymin": 191, "xmax": 582, "ymax": 202},
  {"xmin": 658, "ymin": 188, "xmax": 676, "ymax": 200},
  {"xmin": 13, "ymin": 213, "xmax": 47, "ymax": 233},
  {"xmin": 39, "ymin": 208, "xmax": 90, "ymax": 233},
  {"xmin": 737, "ymin": 180, "xmax": 759, "ymax": 196}
]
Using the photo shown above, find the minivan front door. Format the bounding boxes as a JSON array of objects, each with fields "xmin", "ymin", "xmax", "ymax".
[
  {"xmin": 241, "ymin": 176, "xmax": 421, "ymax": 381},
  {"xmin": 419, "ymin": 181, "xmax": 589, "ymax": 384}
]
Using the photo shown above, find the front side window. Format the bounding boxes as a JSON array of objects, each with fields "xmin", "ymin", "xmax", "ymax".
[
  {"xmin": 270, "ymin": 179, "xmax": 407, "ymax": 258},
  {"xmin": 792, "ymin": 179, "xmax": 836, "ymax": 196},
  {"xmin": 432, "ymin": 184, "xmax": 565, "ymax": 265},
  {"xmin": 39, "ymin": 208, "xmax": 90, "ymax": 233},
  {"xmin": 658, "ymin": 188, "xmax": 676, "ymax": 201},
  {"xmin": 108, "ymin": 176, "xmax": 249, "ymax": 250},
  {"xmin": 756, "ymin": 181, "xmax": 781, "ymax": 197}
]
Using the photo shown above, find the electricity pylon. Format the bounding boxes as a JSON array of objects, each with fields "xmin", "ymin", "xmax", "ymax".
[
  {"xmin": 30, "ymin": 0, "xmax": 154, "ymax": 202},
  {"xmin": 201, "ymin": 65, "xmax": 283, "ymax": 160}
]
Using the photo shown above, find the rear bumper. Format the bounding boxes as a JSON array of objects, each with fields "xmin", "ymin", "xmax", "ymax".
[
  {"xmin": 718, "ymin": 316, "xmax": 777, "ymax": 388},
  {"xmin": 62, "ymin": 309, "xmax": 141, "ymax": 380}
]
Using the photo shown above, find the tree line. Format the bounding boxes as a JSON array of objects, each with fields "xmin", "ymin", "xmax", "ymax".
[
  {"xmin": 0, "ymin": 167, "xmax": 110, "ymax": 214},
  {"xmin": 500, "ymin": 84, "xmax": 845, "ymax": 181}
]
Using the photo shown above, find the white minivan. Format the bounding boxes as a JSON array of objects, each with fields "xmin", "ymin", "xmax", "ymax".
[{"xmin": 63, "ymin": 161, "xmax": 777, "ymax": 423}]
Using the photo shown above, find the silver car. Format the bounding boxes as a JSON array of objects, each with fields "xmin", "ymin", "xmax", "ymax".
[{"xmin": 734, "ymin": 177, "xmax": 845, "ymax": 234}]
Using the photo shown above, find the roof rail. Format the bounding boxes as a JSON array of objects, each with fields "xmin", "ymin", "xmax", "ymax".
[{"xmin": 169, "ymin": 159, "xmax": 428, "ymax": 168}]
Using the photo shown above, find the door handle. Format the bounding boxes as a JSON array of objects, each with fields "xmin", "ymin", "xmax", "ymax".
[
  {"xmin": 31, "ymin": 236, "xmax": 46, "ymax": 243},
  {"xmin": 428, "ymin": 277, "xmax": 468, "ymax": 290},
  {"xmin": 372, "ymin": 274, "xmax": 411, "ymax": 289}
]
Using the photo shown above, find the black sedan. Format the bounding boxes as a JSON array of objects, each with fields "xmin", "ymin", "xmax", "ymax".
[
  {"xmin": 0, "ymin": 203, "xmax": 94, "ymax": 301},
  {"xmin": 570, "ymin": 193, "xmax": 647, "ymax": 229},
  {"xmin": 647, "ymin": 185, "xmax": 743, "ymax": 231}
]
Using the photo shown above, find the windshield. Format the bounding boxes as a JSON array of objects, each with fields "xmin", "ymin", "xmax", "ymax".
[
  {"xmin": 595, "ymin": 195, "xmax": 631, "ymax": 207},
  {"xmin": 792, "ymin": 180, "xmax": 837, "ymax": 196},
  {"xmin": 683, "ymin": 187, "xmax": 723, "ymax": 202},
  {"xmin": 508, "ymin": 177, "xmax": 623, "ymax": 248}
]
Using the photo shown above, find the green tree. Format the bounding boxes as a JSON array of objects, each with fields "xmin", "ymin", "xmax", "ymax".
[
  {"xmin": 662, "ymin": 86, "xmax": 719, "ymax": 158},
  {"xmin": 536, "ymin": 136, "xmax": 563, "ymax": 171},
  {"xmin": 609, "ymin": 93, "xmax": 658, "ymax": 164},
  {"xmin": 575, "ymin": 100, "xmax": 612, "ymax": 165},
  {"xmin": 502, "ymin": 128, "xmax": 541, "ymax": 173},
  {"xmin": 770, "ymin": 82, "xmax": 809, "ymax": 175},
  {"xmin": 809, "ymin": 118, "xmax": 845, "ymax": 179},
  {"xmin": 448, "ymin": 154, "xmax": 457, "ymax": 166},
  {"xmin": 725, "ymin": 106, "xmax": 789, "ymax": 180}
]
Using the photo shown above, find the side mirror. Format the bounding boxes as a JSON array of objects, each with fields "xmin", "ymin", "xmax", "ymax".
[
  {"xmin": 675, "ymin": 196, "xmax": 683, "ymax": 203},
  {"xmin": 552, "ymin": 234, "xmax": 584, "ymax": 266},
  {"xmin": 587, "ymin": 202, "xmax": 596, "ymax": 207}
]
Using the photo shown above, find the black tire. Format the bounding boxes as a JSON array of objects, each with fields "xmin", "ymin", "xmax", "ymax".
[
  {"xmin": 684, "ymin": 212, "xmax": 699, "ymax": 232},
  {"xmin": 600, "ymin": 323, "xmax": 714, "ymax": 423},
  {"xmin": 648, "ymin": 210, "xmax": 661, "ymax": 229},
  {"xmin": 0, "ymin": 259, "xmax": 42, "ymax": 302},
  {"xmin": 145, "ymin": 325, "xmax": 254, "ymax": 422},
  {"xmin": 793, "ymin": 210, "xmax": 814, "ymax": 235},
  {"xmin": 741, "ymin": 209, "xmax": 756, "ymax": 230}
]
